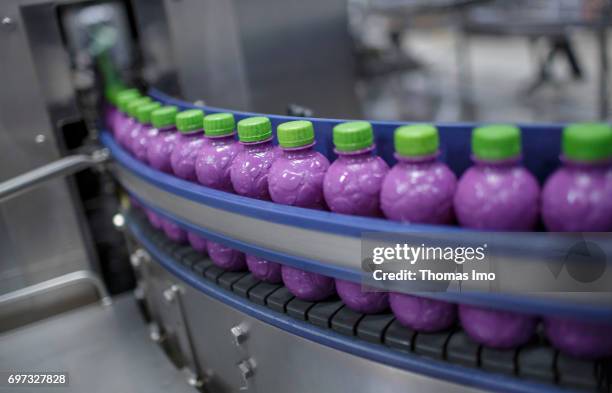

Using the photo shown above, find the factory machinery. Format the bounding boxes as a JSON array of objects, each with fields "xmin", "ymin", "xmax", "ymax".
[{"xmin": 0, "ymin": 0, "xmax": 610, "ymax": 392}]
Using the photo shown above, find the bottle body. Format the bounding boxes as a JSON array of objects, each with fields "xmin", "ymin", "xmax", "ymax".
[
  {"xmin": 323, "ymin": 151, "xmax": 389, "ymax": 217},
  {"xmin": 544, "ymin": 317, "xmax": 612, "ymax": 359},
  {"xmin": 389, "ymin": 293, "xmax": 456, "ymax": 332},
  {"xmin": 454, "ymin": 160, "xmax": 540, "ymax": 230},
  {"xmin": 281, "ymin": 265, "xmax": 336, "ymax": 302},
  {"xmin": 170, "ymin": 133, "xmax": 207, "ymax": 181},
  {"xmin": 131, "ymin": 125, "xmax": 158, "ymax": 163},
  {"xmin": 147, "ymin": 128, "xmax": 180, "ymax": 174},
  {"xmin": 542, "ymin": 162, "xmax": 612, "ymax": 231},
  {"xmin": 268, "ymin": 147, "xmax": 330, "ymax": 209},
  {"xmin": 231, "ymin": 141, "xmax": 280, "ymax": 200},
  {"xmin": 458, "ymin": 304, "xmax": 537, "ymax": 349},
  {"xmin": 381, "ymin": 157, "xmax": 456, "ymax": 224},
  {"xmin": 335, "ymin": 279, "xmax": 388, "ymax": 314},
  {"xmin": 207, "ymin": 241, "xmax": 246, "ymax": 271},
  {"xmin": 195, "ymin": 135, "xmax": 242, "ymax": 192},
  {"xmin": 187, "ymin": 232, "xmax": 208, "ymax": 254},
  {"xmin": 162, "ymin": 218, "xmax": 187, "ymax": 244},
  {"xmin": 246, "ymin": 255, "xmax": 282, "ymax": 283}
]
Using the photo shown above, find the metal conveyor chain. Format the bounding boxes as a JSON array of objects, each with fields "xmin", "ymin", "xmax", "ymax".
[{"xmin": 127, "ymin": 209, "xmax": 611, "ymax": 393}]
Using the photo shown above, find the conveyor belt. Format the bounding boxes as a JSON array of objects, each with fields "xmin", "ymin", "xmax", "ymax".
[{"xmin": 127, "ymin": 209, "xmax": 611, "ymax": 393}]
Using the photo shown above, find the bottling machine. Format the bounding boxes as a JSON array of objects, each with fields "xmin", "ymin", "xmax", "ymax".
[{"xmin": 0, "ymin": 1, "xmax": 610, "ymax": 392}]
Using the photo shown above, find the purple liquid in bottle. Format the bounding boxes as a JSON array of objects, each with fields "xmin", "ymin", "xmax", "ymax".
[
  {"xmin": 381, "ymin": 124, "xmax": 456, "ymax": 224},
  {"xmin": 323, "ymin": 121, "xmax": 389, "ymax": 217},
  {"xmin": 146, "ymin": 106, "xmax": 180, "ymax": 174},
  {"xmin": 231, "ymin": 117, "xmax": 283, "ymax": 280},
  {"xmin": 455, "ymin": 125, "xmax": 539, "ymax": 348},
  {"xmin": 542, "ymin": 123, "xmax": 612, "ymax": 232},
  {"xmin": 162, "ymin": 218, "xmax": 187, "ymax": 244},
  {"xmin": 269, "ymin": 121, "xmax": 330, "ymax": 209},
  {"xmin": 103, "ymin": 85, "xmax": 125, "ymax": 133},
  {"xmin": 130, "ymin": 102, "xmax": 161, "ymax": 162},
  {"xmin": 246, "ymin": 255, "xmax": 282, "ymax": 283},
  {"xmin": 459, "ymin": 305, "xmax": 537, "ymax": 349},
  {"xmin": 281, "ymin": 265, "xmax": 336, "ymax": 302},
  {"xmin": 120, "ymin": 97, "xmax": 152, "ymax": 150},
  {"xmin": 231, "ymin": 117, "xmax": 281, "ymax": 200},
  {"xmin": 114, "ymin": 93, "xmax": 143, "ymax": 146},
  {"xmin": 336, "ymin": 279, "xmax": 388, "ymax": 314},
  {"xmin": 195, "ymin": 113, "xmax": 242, "ymax": 192},
  {"xmin": 146, "ymin": 209, "xmax": 163, "ymax": 230},
  {"xmin": 187, "ymin": 232, "xmax": 207, "ymax": 254},
  {"xmin": 544, "ymin": 317, "xmax": 612, "ymax": 359},
  {"xmin": 269, "ymin": 121, "xmax": 334, "ymax": 300},
  {"xmin": 389, "ymin": 292, "xmax": 456, "ymax": 332},
  {"xmin": 207, "ymin": 241, "xmax": 246, "ymax": 271},
  {"xmin": 541, "ymin": 123, "xmax": 612, "ymax": 358},
  {"xmin": 170, "ymin": 109, "xmax": 207, "ymax": 182},
  {"xmin": 112, "ymin": 89, "xmax": 139, "ymax": 135}
]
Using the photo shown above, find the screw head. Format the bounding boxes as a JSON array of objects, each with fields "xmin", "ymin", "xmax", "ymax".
[{"xmin": 1, "ymin": 17, "xmax": 16, "ymax": 31}]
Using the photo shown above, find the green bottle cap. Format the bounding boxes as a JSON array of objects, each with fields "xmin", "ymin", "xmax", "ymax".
[
  {"xmin": 472, "ymin": 124, "xmax": 521, "ymax": 161},
  {"xmin": 333, "ymin": 121, "xmax": 374, "ymax": 152},
  {"xmin": 136, "ymin": 102, "xmax": 162, "ymax": 124},
  {"xmin": 117, "ymin": 90, "xmax": 141, "ymax": 113},
  {"xmin": 127, "ymin": 97, "xmax": 153, "ymax": 118},
  {"xmin": 176, "ymin": 109, "xmax": 205, "ymax": 133},
  {"xmin": 563, "ymin": 123, "xmax": 612, "ymax": 162},
  {"xmin": 277, "ymin": 120, "xmax": 315, "ymax": 148},
  {"xmin": 105, "ymin": 84, "xmax": 126, "ymax": 105},
  {"xmin": 151, "ymin": 106, "xmax": 178, "ymax": 129},
  {"xmin": 394, "ymin": 124, "xmax": 439, "ymax": 157},
  {"xmin": 204, "ymin": 113, "xmax": 236, "ymax": 137},
  {"xmin": 237, "ymin": 117, "xmax": 272, "ymax": 142}
]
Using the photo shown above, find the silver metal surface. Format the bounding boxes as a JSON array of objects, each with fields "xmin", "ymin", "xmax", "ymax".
[
  {"xmin": 141, "ymin": 256, "xmax": 482, "ymax": 393},
  {"xmin": 146, "ymin": 0, "xmax": 361, "ymax": 117},
  {"xmin": 0, "ymin": 294, "xmax": 196, "ymax": 393},
  {"xmin": 0, "ymin": 0, "xmax": 99, "ymax": 312},
  {"xmin": 0, "ymin": 149, "xmax": 109, "ymax": 202}
]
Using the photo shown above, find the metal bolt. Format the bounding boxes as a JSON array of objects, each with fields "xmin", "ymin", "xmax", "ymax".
[
  {"xmin": 149, "ymin": 323, "xmax": 163, "ymax": 343},
  {"xmin": 163, "ymin": 284, "xmax": 181, "ymax": 303},
  {"xmin": 237, "ymin": 358, "xmax": 255, "ymax": 391},
  {"xmin": 1, "ymin": 17, "xmax": 16, "ymax": 32},
  {"xmin": 130, "ymin": 248, "xmax": 149, "ymax": 267},
  {"xmin": 35, "ymin": 134, "xmax": 46, "ymax": 144},
  {"xmin": 230, "ymin": 323, "xmax": 248, "ymax": 346}
]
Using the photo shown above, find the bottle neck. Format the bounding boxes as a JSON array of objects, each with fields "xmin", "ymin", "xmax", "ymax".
[
  {"xmin": 395, "ymin": 151, "xmax": 438, "ymax": 164},
  {"xmin": 242, "ymin": 138, "xmax": 274, "ymax": 150},
  {"xmin": 472, "ymin": 155, "xmax": 522, "ymax": 167},
  {"xmin": 157, "ymin": 125, "xmax": 177, "ymax": 133},
  {"xmin": 206, "ymin": 132, "xmax": 236, "ymax": 143},
  {"xmin": 560, "ymin": 155, "xmax": 612, "ymax": 169},
  {"xmin": 179, "ymin": 129, "xmax": 204, "ymax": 137},
  {"xmin": 335, "ymin": 145, "xmax": 375, "ymax": 157}
]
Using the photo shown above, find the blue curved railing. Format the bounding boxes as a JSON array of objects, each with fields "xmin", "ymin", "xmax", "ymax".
[
  {"xmin": 127, "ymin": 215, "xmax": 571, "ymax": 393},
  {"xmin": 101, "ymin": 89, "xmax": 612, "ymax": 323}
]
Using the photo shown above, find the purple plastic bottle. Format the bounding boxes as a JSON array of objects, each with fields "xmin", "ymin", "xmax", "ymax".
[
  {"xmin": 207, "ymin": 241, "xmax": 246, "ymax": 271},
  {"xmin": 455, "ymin": 125, "xmax": 539, "ymax": 348},
  {"xmin": 542, "ymin": 123, "xmax": 612, "ymax": 232},
  {"xmin": 146, "ymin": 209, "xmax": 163, "ymax": 230},
  {"xmin": 146, "ymin": 106, "xmax": 180, "ymax": 173},
  {"xmin": 323, "ymin": 121, "xmax": 389, "ymax": 217},
  {"xmin": 336, "ymin": 280, "xmax": 388, "ymax": 314},
  {"xmin": 195, "ymin": 113, "xmax": 242, "ymax": 192},
  {"xmin": 454, "ymin": 124, "xmax": 540, "ymax": 230},
  {"xmin": 281, "ymin": 266, "xmax": 336, "ymax": 302},
  {"xmin": 231, "ymin": 116, "xmax": 282, "ymax": 281},
  {"xmin": 162, "ymin": 218, "xmax": 187, "ymax": 244},
  {"xmin": 130, "ymin": 102, "xmax": 161, "ymax": 162},
  {"xmin": 246, "ymin": 255, "xmax": 282, "ymax": 283},
  {"xmin": 187, "ymin": 232, "xmax": 207, "ymax": 254},
  {"xmin": 231, "ymin": 116, "xmax": 281, "ymax": 200},
  {"xmin": 381, "ymin": 124, "xmax": 457, "ymax": 224},
  {"xmin": 389, "ymin": 293, "xmax": 456, "ymax": 332},
  {"xmin": 112, "ymin": 89, "xmax": 139, "ymax": 135},
  {"xmin": 114, "ymin": 92, "xmax": 142, "ymax": 144},
  {"xmin": 544, "ymin": 317, "xmax": 612, "ymax": 359},
  {"xmin": 459, "ymin": 305, "xmax": 537, "ymax": 349},
  {"xmin": 104, "ymin": 85, "xmax": 127, "ymax": 132},
  {"xmin": 170, "ymin": 109, "xmax": 207, "ymax": 182},
  {"xmin": 268, "ymin": 120, "xmax": 334, "ymax": 301},
  {"xmin": 541, "ymin": 123, "xmax": 612, "ymax": 359},
  {"xmin": 120, "ymin": 97, "xmax": 152, "ymax": 150},
  {"xmin": 268, "ymin": 120, "xmax": 330, "ymax": 209},
  {"xmin": 321, "ymin": 121, "xmax": 389, "ymax": 312}
]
